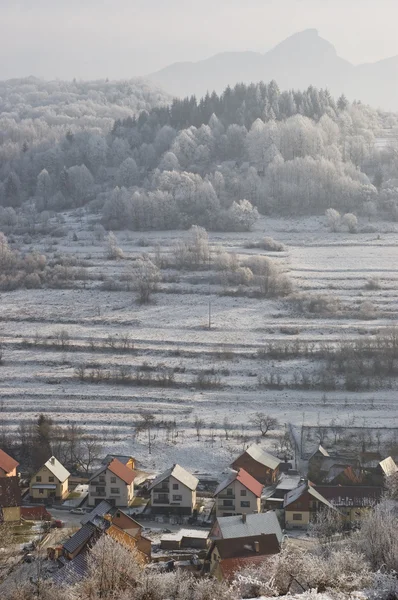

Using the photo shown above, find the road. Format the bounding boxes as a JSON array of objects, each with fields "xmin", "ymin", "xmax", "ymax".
[{"xmin": 47, "ymin": 508, "xmax": 84, "ymax": 527}]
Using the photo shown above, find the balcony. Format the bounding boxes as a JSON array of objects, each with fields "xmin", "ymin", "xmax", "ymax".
[
  {"xmin": 153, "ymin": 498, "xmax": 170, "ymax": 504},
  {"xmin": 153, "ymin": 485, "xmax": 169, "ymax": 492},
  {"xmin": 90, "ymin": 491, "xmax": 107, "ymax": 497},
  {"xmin": 217, "ymin": 494, "xmax": 235, "ymax": 499}
]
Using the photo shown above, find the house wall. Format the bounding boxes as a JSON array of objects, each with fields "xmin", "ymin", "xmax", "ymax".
[
  {"xmin": 88, "ymin": 470, "xmax": 134, "ymax": 507},
  {"xmin": 232, "ymin": 454, "xmax": 278, "ymax": 485},
  {"xmin": 0, "ymin": 467, "xmax": 17, "ymax": 478},
  {"xmin": 30, "ymin": 465, "xmax": 68, "ymax": 500},
  {"xmin": 215, "ymin": 479, "xmax": 261, "ymax": 517},
  {"xmin": 151, "ymin": 475, "xmax": 195, "ymax": 515},
  {"xmin": 210, "ymin": 545, "xmax": 221, "ymax": 576},
  {"xmin": 112, "ymin": 511, "xmax": 141, "ymax": 537},
  {"xmin": 285, "ymin": 509, "xmax": 310, "ymax": 529},
  {"xmin": 2, "ymin": 506, "xmax": 20, "ymax": 522}
]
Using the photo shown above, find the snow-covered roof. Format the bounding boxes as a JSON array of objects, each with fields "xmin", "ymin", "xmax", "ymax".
[
  {"xmin": 309, "ymin": 445, "xmax": 330, "ymax": 460},
  {"xmin": 379, "ymin": 456, "xmax": 398, "ymax": 477},
  {"xmin": 44, "ymin": 456, "xmax": 70, "ymax": 483},
  {"xmin": 275, "ymin": 474, "xmax": 302, "ymax": 491},
  {"xmin": 283, "ymin": 482, "xmax": 335, "ymax": 510},
  {"xmin": 244, "ymin": 445, "xmax": 281, "ymax": 470},
  {"xmin": 161, "ymin": 529, "xmax": 209, "ymax": 542},
  {"xmin": 213, "ymin": 511, "xmax": 283, "ymax": 543},
  {"xmin": 149, "ymin": 464, "xmax": 199, "ymax": 491}
]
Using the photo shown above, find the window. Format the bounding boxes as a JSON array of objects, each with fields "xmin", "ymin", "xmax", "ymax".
[
  {"xmin": 116, "ymin": 512, "xmax": 121, "ymax": 518},
  {"xmin": 36, "ymin": 476, "xmax": 42, "ymax": 482},
  {"xmin": 241, "ymin": 501, "xmax": 250, "ymax": 508},
  {"xmin": 172, "ymin": 495, "xmax": 182, "ymax": 501},
  {"xmin": 223, "ymin": 499, "xmax": 233, "ymax": 507},
  {"xmin": 110, "ymin": 488, "xmax": 120, "ymax": 495},
  {"xmin": 39, "ymin": 489, "xmax": 44, "ymax": 495},
  {"xmin": 240, "ymin": 489, "xmax": 247, "ymax": 497},
  {"xmin": 49, "ymin": 476, "xmax": 54, "ymax": 482},
  {"xmin": 96, "ymin": 487, "xmax": 105, "ymax": 493},
  {"xmin": 99, "ymin": 476, "xmax": 105, "ymax": 483},
  {"xmin": 111, "ymin": 477, "xmax": 116, "ymax": 483},
  {"xmin": 293, "ymin": 514, "xmax": 302, "ymax": 521},
  {"xmin": 226, "ymin": 488, "xmax": 233, "ymax": 496},
  {"xmin": 172, "ymin": 483, "xmax": 179, "ymax": 490}
]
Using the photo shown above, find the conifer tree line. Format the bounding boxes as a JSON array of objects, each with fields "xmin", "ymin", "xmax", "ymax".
[{"xmin": 0, "ymin": 78, "xmax": 397, "ymax": 232}]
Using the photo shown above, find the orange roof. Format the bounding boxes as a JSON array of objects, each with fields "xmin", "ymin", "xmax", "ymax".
[
  {"xmin": 108, "ymin": 459, "xmax": 136, "ymax": 485},
  {"xmin": 0, "ymin": 449, "xmax": 19, "ymax": 474},
  {"xmin": 236, "ymin": 469, "xmax": 263, "ymax": 497}
]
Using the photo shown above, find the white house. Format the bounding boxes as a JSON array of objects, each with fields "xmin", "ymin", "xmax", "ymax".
[
  {"xmin": 214, "ymin": 469, "xmax": 263, "ymax": 517},
  {"xmin": 149, "ymin": 464, "xmax": 199, "ymax": 515},
  {"xmin": 88, "ymin": 458, "xmax": 136, "ymax": 507}
]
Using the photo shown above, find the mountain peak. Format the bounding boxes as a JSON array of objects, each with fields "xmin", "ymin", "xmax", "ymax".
[{"xmin": 269, "ymin": 28, "xmax": 338, "ymax": 58}]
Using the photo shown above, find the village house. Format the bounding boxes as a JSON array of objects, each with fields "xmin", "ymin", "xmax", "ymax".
[
  {"xmin": 0, "ymin": 476, "xmax": 21, "ymax": 522},
  {"xmin": 0, "ymin": 449, "xmax": 19, "ymax": 478},
  {"xmin": 88, "ymin": 458, "xmax": 136, "ymax": 507},
  {"xmin": 207, "ymin": 531, "xmax": 281, "ymax": 581},
  {"xmin": 314, "ymin": 485, "xmax": 382, "ymax": 523},
  {"xmin": 214, "ymin": 468, "xmax": 263, "ymax": 517},
  {"xmin": 283, "ymin": 482, "xmax": 337, "ymax": 529},
  {"xmin": 30, "ymin": 456, "xmax": 70, "ymax": 502},
  {"xmin": 231, "ymin": 444, "xmax": 281, "ymax": 485},
  {"xmin": 107, "ymin": 508, "xmax": 151, "ymax": 561},
  {"xmin": 160, "ymin": 529, "xmax": 209, "ymax": 551},
  {"xmin": 210, "ymin": 511, "xmax": 283, "ymax": 543},
  {"xmin": 148, "ymin": 464, "xmax": 199, "ymax": 515}
]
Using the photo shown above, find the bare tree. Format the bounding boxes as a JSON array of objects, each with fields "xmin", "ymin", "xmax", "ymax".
[
  {"xmin": 194, "ymin": 415, "xmax": 204, "ymax": 441},
  {"xmin": 136, "ymin": 410, "xmax": 156, "ymax": 454},
  {"xmin": 75, "ymin": 435, "xmax": 103, "ymax": 474},
  {"xmin": 249, "ymin": 412, "xmax": 279, "ymax": 437}
]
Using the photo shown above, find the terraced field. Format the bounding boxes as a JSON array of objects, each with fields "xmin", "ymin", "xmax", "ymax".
[{"xmin": 1, "ymin": 215, "xmax": 398, "ymax": 474}]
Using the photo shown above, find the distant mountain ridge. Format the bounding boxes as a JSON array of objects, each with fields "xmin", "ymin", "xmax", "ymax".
[{"xmin": 149, "ymin": 29, "xmax": 398, "ymax": 111}]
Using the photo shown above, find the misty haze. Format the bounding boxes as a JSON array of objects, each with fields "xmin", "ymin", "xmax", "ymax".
[{"xmin": 0, "ymin": 1, "xmax": 397, "ymax": 599}]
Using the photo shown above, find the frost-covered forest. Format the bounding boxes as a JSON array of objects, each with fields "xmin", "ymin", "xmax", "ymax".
[{"xmin": 1, "ymin": 79, "xmax": 398, "ymax": 233}]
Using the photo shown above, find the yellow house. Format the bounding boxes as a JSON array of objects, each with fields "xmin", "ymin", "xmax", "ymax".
[
  {"xmin": 30, "ymin": 456, "xmax": 70, "ymax": 502},
  {"xmin": 284, "ymin": 482, "xmax": 338, "ymax": 529},
  {"xmin": 0, "ymin": 449, "xmax": 19, "ymax": 478},
  {"xmin": 0, "ymin": 476, "xmax": 21, "ymax": 522}
]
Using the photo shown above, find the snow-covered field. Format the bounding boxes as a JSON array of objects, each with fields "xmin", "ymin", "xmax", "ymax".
[{"xmin": 1, "ymin": 215, "xmax": 398, "ymax": 476}]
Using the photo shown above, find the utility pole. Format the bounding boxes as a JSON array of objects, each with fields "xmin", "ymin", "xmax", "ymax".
[{"xmin": 208, "ymin": 249, "xmax": 211, "ymax": 330}]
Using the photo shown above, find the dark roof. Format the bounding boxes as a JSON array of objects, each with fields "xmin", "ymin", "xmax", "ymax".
[
  {"xmin": 102, "ymin": 455, "xmax": 134, "ymax": 466},
  {"xmin": 80, "ymin": 500, "xmax": 112, "ymax": 525},
  {"xmin": 63, "ymin": 524, "xmax": 96, "ymax": 554},
  {"xmin": 53, "ymin": 552, "xmax": 88, "ymax": 587},
  {"xmin": 214, "ymin": 469, "xmax": 263, "ymax": 497},
  {"xmin": 0, "ymin": 476, "xmax": 21, "ymax": 508},
  {"xmin": 314, "ymin": 486, "xmax": 383, "ymax": 508},
  {"xmin": 0, "ymin": 449, "xmax": 19, "ymax": 474},
  {"xmin": 213, "ymin": 533, "xmax": 280, "ymax": 560},
  {"xmin": 283, "ymin": 483, "xmax": 336, "ymax": 510}
]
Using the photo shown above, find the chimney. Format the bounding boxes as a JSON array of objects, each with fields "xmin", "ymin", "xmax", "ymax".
[
  {"xmin": 50, "ymin": 457, "xmax": 55, "ymax": 465},
  {"xmin": 254, "ymin": 541, "xmax": 260, "ymax": 553},
  {"xmin": 242, "ymin": 513, "xmax": 246, "ymax": 523}
]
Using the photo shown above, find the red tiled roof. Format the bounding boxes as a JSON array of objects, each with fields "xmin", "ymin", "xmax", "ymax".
[
  {"xmin": 0, "ymin": 449, "xmax": 19, "ymax": 474},
  {"xmin": 236, "ymin": 469, "xmax": 263, "ymax": 497},
  {"xmin": 219, "ymin": 555, "xmax": 269, "ymax": 581},
  {"xmin": 108, "ymin": 459, "xmax": 136, "ymax": 485}
]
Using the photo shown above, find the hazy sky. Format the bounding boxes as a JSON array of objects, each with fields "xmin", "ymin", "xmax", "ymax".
[{"xmin": 1, "ymin": 0, "xmax": 397, "ymax": 80}]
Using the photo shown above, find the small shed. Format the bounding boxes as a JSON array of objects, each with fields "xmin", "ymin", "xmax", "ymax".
[{"xmin": 160, "ymin": 529, "xmax": 209, "ymax": 551}]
